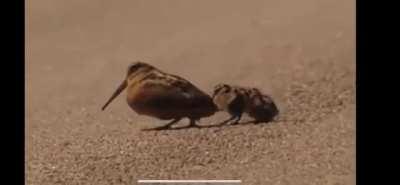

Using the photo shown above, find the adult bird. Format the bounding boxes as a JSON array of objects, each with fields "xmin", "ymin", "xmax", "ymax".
[{"xmin": 102, "ymin": 61, "xmax": 217, "ymax": 130}]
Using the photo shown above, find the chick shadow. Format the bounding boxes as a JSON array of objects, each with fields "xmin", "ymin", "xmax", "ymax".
[{"xmin": 200, "ymin": 119, "xmax": 275, "ymax": 129}]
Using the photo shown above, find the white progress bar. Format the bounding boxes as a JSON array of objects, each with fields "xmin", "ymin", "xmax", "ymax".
[{"xmin": 138, "ymin": 180, "xmax": 241, "ymax": 183}]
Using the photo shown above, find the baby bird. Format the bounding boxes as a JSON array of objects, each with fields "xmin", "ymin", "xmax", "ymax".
[
  {"xmin": 102, "ymin": 61, "xmax": 217, "ymax": 130},
  {"xmin": 212, "ymin": 84, "xmax": 279, "ymax": 125}
]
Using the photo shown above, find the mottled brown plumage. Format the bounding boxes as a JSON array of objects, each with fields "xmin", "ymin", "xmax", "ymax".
[
  {"xmin": 212, "ymin": 83, "xmax": 279, "ymax": 125},
  {"xmin": 102, "ymin": 61, "xmax": 217, "ymax": 130}
]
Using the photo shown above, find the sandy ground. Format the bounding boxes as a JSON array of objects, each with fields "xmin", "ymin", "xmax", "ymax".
[{"xmin": 26, "ymin": 0, "xmax": 355, "ymax": 184}]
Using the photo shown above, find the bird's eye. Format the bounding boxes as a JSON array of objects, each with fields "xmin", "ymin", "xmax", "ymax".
[{"xmin": 127, "ymin": 65, "xmax": 139, "ymax": 75}]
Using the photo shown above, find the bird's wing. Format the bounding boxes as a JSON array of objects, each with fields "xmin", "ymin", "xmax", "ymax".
[{"xmin": 139, "ymin": 78, "xmax": 212, "ymax": 109}]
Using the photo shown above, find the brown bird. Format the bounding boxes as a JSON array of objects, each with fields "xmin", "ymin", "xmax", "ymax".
[
  {"xmin": 212, "ymin": 83, "xmax": 279, "ymax": 125},
  {"xmin": 102, "ymin": 61, "xmax": 217, "ymax": 130}
]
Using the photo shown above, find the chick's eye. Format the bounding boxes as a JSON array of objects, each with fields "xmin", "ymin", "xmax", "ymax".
[{"xmin": 213, "ymin": 89, "xmax": 219, "ymax": 94}]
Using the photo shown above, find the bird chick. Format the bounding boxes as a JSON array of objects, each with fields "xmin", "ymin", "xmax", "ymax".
[
  {"xmin": 102, "ymin": 61, "xmax": 217, "ymax": 130},
  {"xmin": 212, "ymin": 84, "xmax": 279, "ymax": 125}
]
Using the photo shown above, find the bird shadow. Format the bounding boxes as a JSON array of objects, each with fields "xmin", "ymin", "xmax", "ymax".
[{"xmin": 141, "ymin": 120, "xmax": 275, "ymax": 131}]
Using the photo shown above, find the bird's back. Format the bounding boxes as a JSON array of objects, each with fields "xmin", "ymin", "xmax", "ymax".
[{"xmin": 127, "ymin": 69, "xmax": 217, "ymax": 120}]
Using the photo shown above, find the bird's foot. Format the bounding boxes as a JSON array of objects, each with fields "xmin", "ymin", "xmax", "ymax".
[
  {"xmin": 142, "ymin": 125, "xmax": 171, "ymax": 131},
  {"xmin": 142, "ymin": 118, "xmax": 181, "ymax": 131},
  {"xmin": 230, "ymin": 121, "xmax": 240, "ymax": 125},
  {"xmin": 217, "ymin": 121, "xmax": 229, "ymax": 126},
  {"xmin": 217, "ymin": 116, "xmax": 236, "ymax": 126},
  {"xmin": 229, "ymin": 116, "xmax": 242, "ymax": 125}
]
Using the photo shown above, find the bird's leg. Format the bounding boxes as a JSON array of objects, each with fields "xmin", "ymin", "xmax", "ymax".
[
  {"xmin": 142, "ymin": 118, "xmax": 181, "ymax": 131},
  {"xmin": 230, "ymin": 114, "xmax": 242, "ymax": 125},
  {"xmin": 188, "ymin": 119, "xmax": 201, "ymax": 128},
  {"xmin": 218, "ymin": 115, "xmax": 237, "ymax": 125}
]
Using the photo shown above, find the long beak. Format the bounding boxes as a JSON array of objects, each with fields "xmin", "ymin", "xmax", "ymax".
[{"xmin": 101, "ymin": 80, "xmax": 127, "ymax": 111}]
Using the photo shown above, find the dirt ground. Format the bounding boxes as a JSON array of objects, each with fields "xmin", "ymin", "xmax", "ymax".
[{"xmin": 26, "ymin": 0, "xmax": 355, "ymax": 184}]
